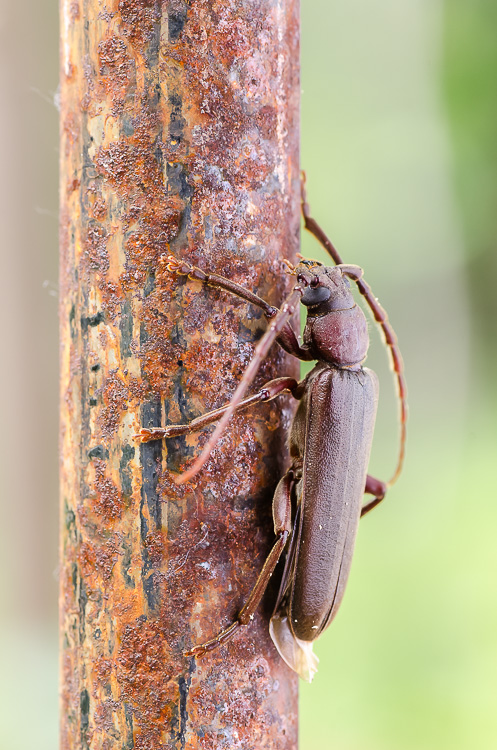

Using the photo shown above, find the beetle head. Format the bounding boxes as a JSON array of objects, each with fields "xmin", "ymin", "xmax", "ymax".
[{"xmin": 292, "ymin": 259, "xmax": 359, "ymax": 314}]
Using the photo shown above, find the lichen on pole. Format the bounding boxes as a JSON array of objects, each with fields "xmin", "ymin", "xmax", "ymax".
[{"xmin": 59, "ymin": 0, "xmax": 300, "ymax": 747}]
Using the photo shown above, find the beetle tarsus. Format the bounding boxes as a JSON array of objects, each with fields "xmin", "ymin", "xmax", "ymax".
[
  {"xmin": 134, "ymin": 427, "xmax": 168, "ymax": 442},
  {"xmin": 134, "ymin": 425, "xmax": 189, "ymax": 442},
  {"xmin": 184, "ymin": 622, "xmax": 241, "ymax": 659}
]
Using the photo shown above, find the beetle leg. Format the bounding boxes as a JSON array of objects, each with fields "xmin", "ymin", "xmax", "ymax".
[
  {"xmin": 177, "ymin": 285, "xmax": 304, "ymax": 484},
  {"xmin": 164, "ymin": 254, "xmax": 278, "ymax": 317},
  {"xmin": 360, "ymin": 474, "xmax": 387, "ymax": 517},
  {"xmin": 135, "ymin": 377, "xmax": 301, "ymax": 443},
  {"xmin": 185, "ymin": 471, "xmax": 295, "ymax": 658},
  {"xmin": 164, "ymin": 254, "xmax": 312, "ymax": 362},
  {"xmin": 276, "ymin": 324, "xmax": 314, "ymax": 361}
]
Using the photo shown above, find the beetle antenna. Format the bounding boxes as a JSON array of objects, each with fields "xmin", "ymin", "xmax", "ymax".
[
  {"xmin": 175, "ymin": 283, "xmax": 305, "ymax": 484},
  {"xmin": 301, "ymin": 171, "xmax": 407, "ymax": 487},
  {"xmin": 346, "ymin": 272, "xmax": 407, "ymax": 487}
]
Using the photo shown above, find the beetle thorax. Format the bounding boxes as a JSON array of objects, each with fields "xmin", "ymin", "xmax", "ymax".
[{"xmin": 297, "ymin": 264, "xmax": 369, "ymax": 367}]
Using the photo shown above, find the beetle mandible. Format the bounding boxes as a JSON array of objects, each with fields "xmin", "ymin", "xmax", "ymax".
[{"xmin": 136, "ymin": 178, "xmax": 407, "ymax": 681}]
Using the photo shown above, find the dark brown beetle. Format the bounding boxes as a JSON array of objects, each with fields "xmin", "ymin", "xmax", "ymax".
[{"xmin": 136, "ymin": 180, "xmax": 407, "ymax": 680}]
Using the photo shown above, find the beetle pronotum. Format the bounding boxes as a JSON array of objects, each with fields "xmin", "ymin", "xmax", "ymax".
[{"xmin": 136, "ymin": 177, "xmax": 407, "ymax": 681}]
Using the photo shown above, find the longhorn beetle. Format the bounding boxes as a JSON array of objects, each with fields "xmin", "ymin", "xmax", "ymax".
[{"xmin": 136, "ymin": 177, "xmax": 407, "ymax": 681}]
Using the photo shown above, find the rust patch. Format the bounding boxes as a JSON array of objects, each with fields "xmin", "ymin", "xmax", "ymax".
[
  {"xmin": 84, "ymin": 221, "xmax": 110, "ymax": 273},
  {"xmin": 98, "ymin": 370, "xmax": 130, "ymax": 439},
  {"xmin": 98, "ymin": 33, "xmax": 134, "ymax": 105},
  {"xmin": 92, "ymin": 460, "xmax": 125, "ymax": 521},
  {"xmin": 118, "ymin": 0, "xmax": 160, "ymax": 47},
  {"xmin": 79, "ymin": 533, "xmax": 122, "ymax": 584}
]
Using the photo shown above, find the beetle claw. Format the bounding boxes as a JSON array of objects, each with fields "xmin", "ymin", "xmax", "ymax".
[{"xmin": 160, "ymin": 254, "xmax": 190, "ymax": 275}]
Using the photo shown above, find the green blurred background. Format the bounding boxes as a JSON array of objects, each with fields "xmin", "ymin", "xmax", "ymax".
[{"xmin": 0, "ymin": 0, "xmax": 495, "ymax": 747}]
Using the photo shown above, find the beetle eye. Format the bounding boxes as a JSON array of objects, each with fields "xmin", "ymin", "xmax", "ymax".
[
  {"xmin": 301, "ymin": 286, "xmax": 332, "ymax": 307},
  {"xmin": 310, "ymin": 276, "xmax": 319, "ymax": 288}
]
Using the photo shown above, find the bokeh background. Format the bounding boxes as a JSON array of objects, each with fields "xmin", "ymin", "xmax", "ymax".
[{"xmin": 0, "ymin": 0, "xmax": 495, "ymax": 748}]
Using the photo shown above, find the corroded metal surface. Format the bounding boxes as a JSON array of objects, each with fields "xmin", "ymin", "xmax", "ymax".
[{"xmin": 60, "ymin": 0, "xmax": 300, "ymax": 748}]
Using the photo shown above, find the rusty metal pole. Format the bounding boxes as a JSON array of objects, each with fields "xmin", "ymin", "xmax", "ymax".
[{"xmin": 60, "ymin": 1, "xmax": 300, "ymax": 747}]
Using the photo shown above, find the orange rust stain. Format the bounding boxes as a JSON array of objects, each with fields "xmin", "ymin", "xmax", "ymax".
[
  {"xmin": 79, "ymin": 534, "xmax": 122, "ymax": 585},
  {"xmin": 84, "ymin": 222, "xmax": 110, "ymax": 273},
  {"xmin": 98, "ymin": 34, "xmax": 134, "ymax": 107},
  {"xmin": 68, "ymin": 2, "xmax": 80, "ymax": 22},
  {"xmin": 116, "ymin": 619, "xmax": 177, "ymax": 748},
  {"xmin": 118, "ymin": 0, "xmax": 159, "ymax": 47},
  {"xmin": 92, "ymin": 460, "xmax": 125, "ymax": 521},
  {"xmin": 63, "ymin": 111, "xmax": 79, "ymax": 155},
  {"xmin": 98, "ymin": 371, "xmax": 129, "ymax": 438}
]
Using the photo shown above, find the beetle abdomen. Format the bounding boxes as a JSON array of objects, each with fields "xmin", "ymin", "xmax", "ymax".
[{"xmin": 289, "ymin": 366, "xmax": 379, "ymax": 641}]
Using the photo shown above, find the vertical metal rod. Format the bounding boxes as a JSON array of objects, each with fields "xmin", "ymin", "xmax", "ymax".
[{"xmin": 60, "ymin": 0, "xmax": 300, "ymax": 747}]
